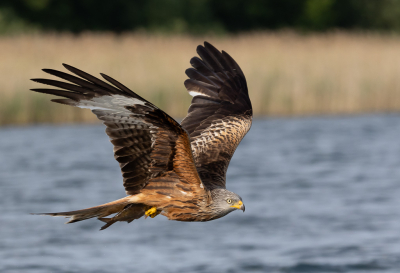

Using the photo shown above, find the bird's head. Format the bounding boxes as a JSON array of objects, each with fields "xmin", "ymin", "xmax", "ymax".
[{"xmin": 211, "ymin": 189, "xmax": 245, "ymax": 216}]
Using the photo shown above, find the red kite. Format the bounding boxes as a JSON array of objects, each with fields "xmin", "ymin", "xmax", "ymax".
[{"xmin": 31, "ymin": 42, "xmax": 252, "ymax": 230}]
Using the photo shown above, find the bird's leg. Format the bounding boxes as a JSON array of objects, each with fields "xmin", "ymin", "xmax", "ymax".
[{"xmin": 144, "ymin": 206, "xmax": 160, "ymax": 218}]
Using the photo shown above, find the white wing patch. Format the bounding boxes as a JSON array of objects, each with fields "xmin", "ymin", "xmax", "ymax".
[
  {"xmin": 76, "ymin": 95, "xmax": 149, "ymax": 113},
  {"xmin": 78, "ymin": 94, "xmax": 160, "ymax": 148},
  {"xmin": 76, "ymin": 104, "xmax": 109, "ymax": 111},
  {"xmin": 189, "ymin": 91, "xmax": 210, "ymax": 97}
]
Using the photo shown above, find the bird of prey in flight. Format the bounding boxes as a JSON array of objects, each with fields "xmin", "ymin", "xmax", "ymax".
[{"xmin": 31, "ymin": 42, "xmax": 252, "ymax": 230}]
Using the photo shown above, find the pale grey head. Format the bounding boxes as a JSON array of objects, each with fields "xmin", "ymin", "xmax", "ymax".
[{"xmin": 209, "ymin": 188, "xmax": 245, "ymax": 219}]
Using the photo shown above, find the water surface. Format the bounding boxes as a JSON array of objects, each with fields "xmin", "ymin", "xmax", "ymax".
[{"xmin": 1, "ymin": 114, "xmax": 400, "ymax": 273}]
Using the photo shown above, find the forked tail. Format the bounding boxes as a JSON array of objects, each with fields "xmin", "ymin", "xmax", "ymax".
[{"xmin": 32, "ymin": 196, "xmax": 145, "ymax": 230}]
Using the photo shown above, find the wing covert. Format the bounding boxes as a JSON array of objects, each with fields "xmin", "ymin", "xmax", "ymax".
[
  {"xmin": 181, "ymin": 42, "xmax": 252, "ymax": 189},
  {"xmin": 31, "ymin": 64, "xmax": 206, "ymax": 198}
]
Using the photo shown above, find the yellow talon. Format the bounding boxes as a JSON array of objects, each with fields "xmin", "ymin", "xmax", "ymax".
[{"xmin": 145, "ymin": 206, "xmax": 160, "ymax": 218}]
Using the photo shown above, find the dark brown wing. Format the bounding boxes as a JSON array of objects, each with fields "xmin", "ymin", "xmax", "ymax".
[
  {"xmin": 31, "ymin": 64, "xmax": 206, "ymax": 197},
  {"xmin": 181, "ymin": 42, "xmax": 252, "ymax": 189}
]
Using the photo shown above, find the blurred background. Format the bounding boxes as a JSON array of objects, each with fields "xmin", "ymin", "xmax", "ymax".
[
  {"xmin": 2, "ymin": 1, "xmax": 400, "ymax": 273},
  {"xmin": 1, "ymin": 0, "xmax": 400, "ymax": 124}
]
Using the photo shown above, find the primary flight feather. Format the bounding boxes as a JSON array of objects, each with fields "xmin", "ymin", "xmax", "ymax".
[{"xmin": 31, "ymin": 41, "xmax": 252, "ymax": 230}]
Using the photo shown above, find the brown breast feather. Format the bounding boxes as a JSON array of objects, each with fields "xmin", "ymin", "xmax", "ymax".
[
  {"xmin": 30, "ymin": 41, "xmax": 251, "ymax": 222},
  {"xmin": 31, "ymin": 63, "xmax": 211, "ymax": 221}
]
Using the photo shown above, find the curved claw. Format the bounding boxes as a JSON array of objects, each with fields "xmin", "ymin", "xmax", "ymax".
[{"xmin": 145, "ymin": 206, "xmax": 160, "ymax": 218}]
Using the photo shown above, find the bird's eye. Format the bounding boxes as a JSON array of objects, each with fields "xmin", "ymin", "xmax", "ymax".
[{"xmin": 227, "ymin": 199, "xmax": 232, "ymax": 204}]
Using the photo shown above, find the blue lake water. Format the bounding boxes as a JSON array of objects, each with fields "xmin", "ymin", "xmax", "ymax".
[{"xmin": 1, "ymin": 114, "xmax": 400, "ymax": 273}]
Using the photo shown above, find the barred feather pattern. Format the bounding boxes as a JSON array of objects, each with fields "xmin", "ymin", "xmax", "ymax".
[
  {"xmin": 181, "ymin": 42, "xmax": 253, "ymax": 189},
  {"xmin": 190, "ymin": 115, "xmax": 252, "ymax": 189},
  {"xmin": 30, "ymin": 63, "xmax": 205, "ymax": 197},
  {"xmin": 30, "ymin": 41, "xmax": 251, "ymax": 227}
]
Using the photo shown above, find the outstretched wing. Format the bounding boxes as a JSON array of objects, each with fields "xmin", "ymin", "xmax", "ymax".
[
  {"xmin": 31, "ymin": 64, "xmax": 206, "ymax": 198},
  {"xmin": 181, "ymin": 42, "xmax": 252, "ymax": 189}
]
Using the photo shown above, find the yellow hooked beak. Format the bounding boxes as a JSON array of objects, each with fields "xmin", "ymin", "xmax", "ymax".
[{"xmin": 230, "ymin": 200, "xmax": 245, "ymax": 212}]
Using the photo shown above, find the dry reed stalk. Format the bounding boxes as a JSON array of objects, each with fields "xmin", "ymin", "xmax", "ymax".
[{"xmin": 1, "ymin": 31, "xmax": 400, "ymax": 125}]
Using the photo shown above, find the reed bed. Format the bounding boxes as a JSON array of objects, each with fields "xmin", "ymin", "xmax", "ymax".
[{"xmin": 1, "ymin": 31, "xmax": 400, "ymax": 125}]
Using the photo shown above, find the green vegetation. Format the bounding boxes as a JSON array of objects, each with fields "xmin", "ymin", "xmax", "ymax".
[
  {"xmin": 1, "ymin": 32, "xmax": 400, "ymax": 125},
  {"xmin": 2, "ymin": 0, "xmax": 400, "ymax": 34}
]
